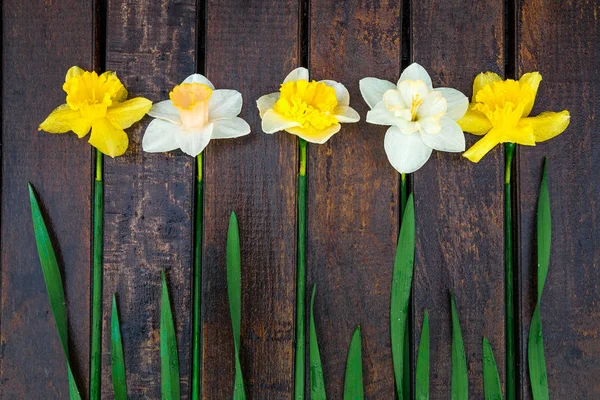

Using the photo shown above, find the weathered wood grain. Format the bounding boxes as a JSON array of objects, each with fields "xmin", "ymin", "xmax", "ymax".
[
  {"xmin": 307, "ymin": 1, "xmax": 402, "ymax": 397},
  {"xmin": 0, "ymin": 1, "xmax": 94, "ymax": 398},
  {"xmin": 201, "ymin": 1, "xmax": 299, "ymax": 398},
  {"xmin": 102, "ymin": 1, "xmax": 197, "ymax": 398},
  {"xmin": 411, "ymin": 1, "xmax": 505, "ymax": 398},
  {"xmin": 517, "ymin": 0, "xmax": 600, "ymax": 398}
]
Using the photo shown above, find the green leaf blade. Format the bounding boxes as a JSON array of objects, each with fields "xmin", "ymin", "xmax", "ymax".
[
  {"xmin": 451, "ymin": 293, "xmax": 468, "ymax": 400},
  {"xmin": 391, "ymin": 194, "xmax": 415, "ymax": 399},
  {"xmin": 415, "ymin": 311, "xmax": 430, "ymax": 400},
  {"xmin": 310, "ymin": 285, "xmax": 326, "ymax": 400},
  {"xmin": 482, "ymin": 338, "xmax": 502, "ymax": 400},
  {"xmin": 111, "ymin": 294, "xmax": 127, "ymax": 400},
  {"xmin": 344, "ymin": 326, "xmax": 364, "ymax": 400},
  {"xmin": 161, "ymin": 271, "xmax": 180, "ymax": 400}
]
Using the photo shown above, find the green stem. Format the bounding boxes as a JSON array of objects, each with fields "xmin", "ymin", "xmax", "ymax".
[
  {"xmin": 400, "ymin": 173, "xmax": 410, "ymax": 400},
  {"xmin": 504, "ymin": 142, "xmax": 516, "ymax": 400},
  {"xmin": 91, "ymin": 150, "xmax": 103, "ymax": 400},
  {"xmin": 191, "ymin": 153, "xmax": 203, "ymax": 400},
  {"xmin": 295, "ymin": 139, "xmax": 307, "ymax": 399}
]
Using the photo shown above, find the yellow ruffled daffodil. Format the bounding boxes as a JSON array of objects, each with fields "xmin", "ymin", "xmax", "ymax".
[
  {"xmin": 39, "ymin": 66, "xmax": 152, "ymax": 157},
  {"xmin": 459, "ymin": 71, "xmax": 570, "ymax": 162},
  {"xmin": 142, "ymin": 74, "xmax": 251, "ymax": 156},
  {"xmin": 257, "ymin": 67, "xmax": 360, "ymax": 143}
]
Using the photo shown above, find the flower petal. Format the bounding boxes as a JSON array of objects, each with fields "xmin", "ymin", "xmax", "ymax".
[
  {"xmin": 286, "ymin": 123, "xmax": 341, "ymax": 144},
  {"xmin": 212, "ymin": 117, "xmax": 252, "ymax": 139},
  {"xmin": 524, "ymin": 110, "xmax": 570, "ymax": 142},
  {"xmin": 261, "ymin": 109, "xmax": 301, "ymax": 133},
  {"xmin": 106, "ymin": 97, "xmax": 152, "ymax": 129},
  {"xmin": 208, "ymin": 89, "xmax": 243, "ymax": 120},
  {"xmin": 257, "ymin": 93, "xmax": 280, "ymax": 117},
  {"xmin": 359, "ymin": 77, "xmax": 397, "ymax": 109},
  {"xmin": 148, "ymin": 100, "xmax": 182, "ymax": 125},
  {"xmin": 420, "ymin": 117, "xmax": 465, "ymax": 152},
  {"xmin": 142, "ymin": 119, "xmax": 182, "ymax": 153},
  {"xmin": 182, "ymin": 73, "xmax": 215, "ymax": 89},
  {"xmin": 321, "ymin": 80, "xmax": 350, "ymax": 106},
  {"xmin": 519, "ymin": 72, "xmax": 543, "ymax": 117},
  {"xmin": 366, "ymin": 100, "xmax": 404, "ymax": 127},
  {"xmin": 177, "ymin": 123, "xmax": 214, "ymax": 157},
  {"xmin": 458, "ymin": 105, "xmax": 492, "ymax": 135},
  {"xmin": 283, "ymin": 67, "xmax": 309, "ymax": 83},
  {"xmin": 434, "ymin": 87, "xmax": 468, "ymax": 120},
  {"xmin": 39, "ymin": 104, "xmax": 91, "ymax": 138},
  {"xmin": 384, "ymin": 126, "xmax": 433, "ymax": 173},
  {"xmin": 334, "ymin": 105, "xmax": 360, "ymax": 123},
  {"xmin": 473, "ymin": 72, "xmax": 502, "ymax": 98},
  {"xmin": 89, "ymin": 118, "xmax": 129, "ymax": 157},
  {"xmin": 463, "ymin": 129, "xmax": 502, "ymax": 163},
  {"xmin": 65, "ymin": 66, "xmax": 84, "ymax": 81},
  {"xmin": 398, "ymin": 63, "xmax": 433, "ymax": 90},
  {"xmin": 417, "ymin": 91, "xmax": 447, "ymax": 119}
]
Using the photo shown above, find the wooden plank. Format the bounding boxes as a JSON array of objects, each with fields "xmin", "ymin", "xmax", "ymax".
[
  {"xmin": 411, "ymin": 1, "xmax": 505, "ymax": 398},
  {"xmin": 0, "ymin": 1, "xmax": 94, "ymax": 398},
  {"xmin": 517, "ymin": 0, "xmax": 600, "ymax": 398},
  {"xmin": 307, "ymin": 1, "xmax": 402, "ymax": 397},
  {"xmin": 201, "ymin": 0, "xmax": 299, "ymax": 398},
  {"xmin": 102, "ymin": 1, "xmax": 197, "ymax": 398}
]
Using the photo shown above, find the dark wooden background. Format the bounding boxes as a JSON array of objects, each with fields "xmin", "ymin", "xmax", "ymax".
[{"xmin": 1, "ymin": 0, "xmax": 598, "ymax": 398}]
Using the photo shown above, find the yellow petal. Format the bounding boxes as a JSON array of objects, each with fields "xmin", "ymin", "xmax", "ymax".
[
  {"xmin": 463, "ymin": 129, "xmax": 502, "ymax": 163},
  {"xmin": 65, "ymin": 66, "xmax": 85, "ymax": 82},
  {"xmin": 519, "ymin": 72, "xmax": 542, "ymax": 117},
  {"xmin": 505, "ymin": 121, "xmax": 536, "ymax": 146},
  {"xmin": 100, "ymin": 71, "xmax": 128, "ymax": 102},
  {"xmin": 106, "ymin": 97, "xmax": 152, "ymax": 129},
  {"xmin": 457, "ymin": 104, "xmax": 492, "ymax": 135},
  {"xmin": 89, "ymin": 118, "xmax": 129, "ymax": 157},
  {"xmin": 38, "ymin": 104, "xmax": 91, "ymax": 138},
  {"xmin": 523, "ymin": 110, "xmax": 570, "ymax": 142},
  {"xmin": 473, "ymin": 72, "xmax": 502, "ymax": 98}
]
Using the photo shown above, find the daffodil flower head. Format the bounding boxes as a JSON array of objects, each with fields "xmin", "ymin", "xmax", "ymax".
[
  {"xmin": 459, "ymin": 71, "xmax": 570, "ymax": 162},
  {"xmin": 257, "ymin": 67, "xmax": 360, "ymax": 144},
  {"xmin": 359, "ymin": 63, "xmax": 469, "ymax": 174},
  {"xmin": 142, "ymin": 74, "xmax": 251, "ymax": 157},
  {"xmin": 39, "ymin": 66, "xmax": 152, "ymax": 157}
]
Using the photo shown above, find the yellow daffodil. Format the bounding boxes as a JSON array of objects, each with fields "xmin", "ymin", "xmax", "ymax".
[
  {"xmin": 257, "ymin": 67, "xmax": 359, "ymax": 143},
  {"xmin": 39, "ymin": 66, "xmax": 152, "ymax": 157},
  {"xmin": 459, "ymin": 71, "xmax": 570, "ymax": 162}
]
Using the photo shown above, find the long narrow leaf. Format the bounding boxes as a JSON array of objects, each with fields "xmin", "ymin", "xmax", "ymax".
[
  {"xmin": 28, "ymin": 183, "xmax": 82, "ymax": 400},
  {"xmin": 391, "ymin": 194, "xmax": 415, "ymax": 399},
  {"xmin": 161, "ymin": 271, "xmax": 180, "ymax": 400},
  {"xmin": 227, "ymin": 212, "xmax": 246, "ymax": 399},
  {"xmin": 451, "ymin": 293, "xmax": 468, "ymax": 399},
  {"xmin": 111, "ymin": 294, "xmax": 127, "ymax": 400},
  {"xmin": 310, "ymin": 285, "xmax": 326, "ymax": 399},
  {"xmin": 482, "ymin": 338, "xmax": 502, "ymax": 400},
  {"xmin": 415, "ymin": 311, "xmax": 430, "ymax": 400},
  {"xmin": 344, "ymin": 326, "xmax": 364, "ymax": 400},
  {"xmin": 528, "ymin": 160, "xmax": 550, "ymax": 400}
]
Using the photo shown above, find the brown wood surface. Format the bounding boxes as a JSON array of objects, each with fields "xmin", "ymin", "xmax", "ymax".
[
  {"xmin": 307, "ymin": 1, "xmax": 402, "ymax": 397},
  {"xmin": 0, "ymin": 0, "xmax": 94, "ymax": 398},
  {"xmin": 102, "ymin": 0, "xmax": 197, "ymax": 398},
  {"xmin": 411, "ymin": 1, "xmax": 506, "ymax": 398},
  {"xmin": 517, "ymin": 0, "xmax": 600, "ymax": 398},
  {"xmin": 201, "ymin": 0, "xmax": 299, "ymax": 398}
]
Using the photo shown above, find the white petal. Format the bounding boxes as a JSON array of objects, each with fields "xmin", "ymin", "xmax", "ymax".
[
  {"xmin": 177, "ymin": 123, "xmax": 214, "ymax": 157},
  {"xmin": 212, "ymin": 117, "xmax": 251, "ymax": 139},
  {"xmin": 366, "ymin": 100, "xmax": 405, "ymax": 127},
  {"xmin": 384, "ymin": 126, "xmax": 432, "ymax": 174},
  {"xmin": 286, "ymin": 124, "xmax": 341, "ymax": 144},
  {"xmin": 148, "ymin": 100, "xmax": 182, "ymax": 125},
  {"xmin": 334, "ymin": 105, "xmax": 360, "ymax": 123},
  {"xmin": 418, "ymin": 117, "xmax": 442, "ymax": 135},
  {"xmin": 208, "ymin": 89, "xmax": 242, "ymax": 120},
  {"xmin": 359, "ymin": 77, "xmax": 397, "ymax": 109},
  {"xmin": 417, "ymin": 91, "xmax": 447, "ymax": 119},
  {"xmin": 261, "ymin": 109, "xmax": 301, "ymax": 133},
  {"xmin": 434, "ymin": 88, "xmax": 468, "ymax": 120},
  {"xmin": 142, "ymin": 119, "xmax": 182, "ymax": 153},
  {"xmin": 320, "ymin": 80, "xmax": 350, "ymax": 106},
  {"xmin": 398, "ymin": 80, "xmax": 429, "ymax": 108},
  {"xmin": 420, "ymin": 116, "xmax": 465, "ymax": 152},
  {"xmin": 398, "ymin": 63, "xmax": 433, "ymax": 90},
  {"xmin": 182, "ymin": 74, "xmax": 215, "ymax": 89},
  {"xmin": 257, "ymin": 92, "xmax": 280, "ymax": 117},
  {"xmin": 284, "ymin": 67, "xmax": 309, "ymax": 83}
]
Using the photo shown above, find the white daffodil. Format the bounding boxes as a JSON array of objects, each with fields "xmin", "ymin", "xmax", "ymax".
[
  {"xmin": 142, "ymin": 74, "xmax": 251, "ymax": 157},
  {"xmin": 359, "ymin": 63, "xmax": 468, "ymax": 173},
  {"xmin": 257, "ymin": 67, "xmax": 360, "ymax": 144}
]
